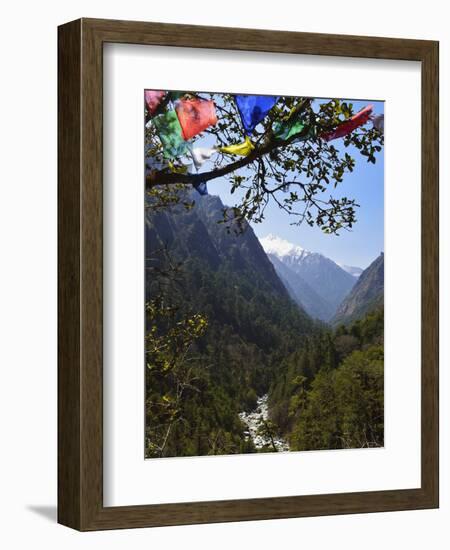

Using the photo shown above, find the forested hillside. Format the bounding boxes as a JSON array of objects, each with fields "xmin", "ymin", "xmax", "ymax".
[
  {"xmin": 145, "ymin": 191, "xmax": 384, "ymax": 457},
  {"xmin": 145, "ymin": 193, "xmax": 314, "ymax": 458},
  {"xmin": 269, "ymin": 308, "xmax": 384, "ymax": 450},
  {"xmin": 332, "ymin": 253, "xmax": 384, "ymax": 325}
]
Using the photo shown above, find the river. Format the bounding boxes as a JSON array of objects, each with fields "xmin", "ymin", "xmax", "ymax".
[{"xmin": 239, "ymin": 394, "xmax": 290, "ymax": 452}]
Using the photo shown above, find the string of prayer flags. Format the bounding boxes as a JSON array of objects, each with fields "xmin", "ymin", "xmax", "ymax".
[
  {"xmin": 175, "ymin": 98, "xmax": 218, "ymax": 140},
  {"xmin": 371, "ymin": 113, "xmax": 384, "ymax": 132},
  {"xmin": 189, "ymin": 146, "xmax": 217, "ymax": 171},
  {"xmin": 193, "ymin": 181, "xmax": 208, "ymax": 196},
  {"xmin": 144, "ymin": 90, "xmax": 166, "ymax": 115},
  {"xmin": 320, "ymin": 104, "xmax": 373, "ymax": 142},
  {"xmin": 235, "ymin": 95, "xmax": 279, "ymax": 135},
  {"xmin": 152, "ymin": 110, "xmax": 188, "ymax": 159},
  {"xmin": 219, "ymin": 136, "xmax": 255, "ymax": 157}
]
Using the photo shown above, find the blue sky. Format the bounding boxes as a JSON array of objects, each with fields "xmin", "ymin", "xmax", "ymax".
[{"xmin": 209, "ymin": 98, "xmax": 384, "ymax": 270}]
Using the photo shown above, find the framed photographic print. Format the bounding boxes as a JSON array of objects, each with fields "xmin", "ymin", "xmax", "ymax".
[{"xmin": 58, "ymin": 18, "xmax": 439, "ymax": 530}]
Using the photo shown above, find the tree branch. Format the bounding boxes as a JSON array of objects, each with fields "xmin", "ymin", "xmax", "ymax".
[{"xmin": 146, "ymin": 117, "xmax": 313, "ymax": 190}]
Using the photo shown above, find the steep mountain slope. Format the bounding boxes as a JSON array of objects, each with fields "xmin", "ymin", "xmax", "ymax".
[
  {"xmin": 260, "ymin": 234, "xmax": 357, "ymax": 319},
  {"xmin": 146, "ymin": 195, "xmax": 294, "ymax": 305},
  {"xmin": 145, "ymin": 194, "xmax": 315, "ymax": 376},
  {"xmin": 145, "ymin": 193, "xmax": 315, "ymax": 457},
  {"xmin": 332, "ymin": 253, "xmax": 384, "ymax": 325},
  {"xmin": 267, "ymin": 253, "xmax": 335, "ymax": 321},
  {"xmin": 339, "ymin": 264, "xmax": 363, "ymax": 278}
]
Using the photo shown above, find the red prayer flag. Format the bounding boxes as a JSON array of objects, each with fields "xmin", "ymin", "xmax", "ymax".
[
  {"xmin": 176, "ymin": 98, "xmax": 218, "ymax": 140},
  {"xmin": 145, "ymin": 90, "xmax": 166, "ymax": 115},
  {"xmin": 320, "ymin": 104, "xmax": 373, "ymax": 142}
]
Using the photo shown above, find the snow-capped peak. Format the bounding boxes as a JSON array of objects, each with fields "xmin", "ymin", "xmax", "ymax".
[{"xmin": 259, "ymin": 234, "xmax": 309, "ymax": 259}]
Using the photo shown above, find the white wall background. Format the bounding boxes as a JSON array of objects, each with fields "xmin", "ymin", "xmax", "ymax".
[{"xmin": 0, "ymin": 1, "xmax": 447, "ymax": 547}]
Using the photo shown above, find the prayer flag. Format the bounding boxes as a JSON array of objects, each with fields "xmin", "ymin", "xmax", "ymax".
[
  {"xmin": 273, "ymin": 119, "xmax": 305, "ymax": 141},
  {"xmin": 219, "ymin": 136, "xmax": 255, "ymax": 157},
  {"xmin": 235, "ymin": 95, "xmax": 278, "ymax": 134},
  {"xmin": 320, "ymin": 105, "xmax": 373, "ymax": 142},
  {"xmin": 176, "ymin": 98, "xmax": 218, "ymax": 140},
  {"xmin": 152, "ymin": 110, "xmax": 188, "ymax": 159},
  {"xmin": 145, "ymin": 90, "xmax": 166, "ymax": 115},
  {"xmin": 189, "ymin": 146, "xmax": 217, "ymax": 171}
]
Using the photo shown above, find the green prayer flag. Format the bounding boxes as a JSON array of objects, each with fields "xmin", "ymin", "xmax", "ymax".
[
  {"xmin": 273, "ymin": 118, "xmax": 306, "ymax": 141},
  {"xmin": 153, "ymin": 110, "xmax": 188, "ymax": 159}
]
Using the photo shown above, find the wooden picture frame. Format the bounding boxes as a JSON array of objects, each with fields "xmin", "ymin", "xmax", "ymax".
[{"xmin": 58, "ymin": 18, "xmax": 439, "ymax": 531}]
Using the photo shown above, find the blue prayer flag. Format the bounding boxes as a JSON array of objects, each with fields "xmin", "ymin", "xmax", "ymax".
[{"xmin": 235, "ymin": 95, "xmax": 279, "ymax": 134}]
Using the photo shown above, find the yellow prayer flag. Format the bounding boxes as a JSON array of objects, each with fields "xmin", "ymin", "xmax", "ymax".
[{"xmin": 219, "ymin": 136, "xmax": 255, "ymax": 157}]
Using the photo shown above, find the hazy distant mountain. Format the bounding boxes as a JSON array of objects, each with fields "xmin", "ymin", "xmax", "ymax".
[
  {"xmin": 259, "ymin": 234, "xmax": 356, "ymax": 321},
  {"xmin": 332, "ymin": 253, "xmax": 384, "ymax": 325},
  {"xmin": 266, "ymin": 253, "xmax": 335, "ymax": 321},
  {"xmin": 339, "ymin": 264, "xmax": 363, "ymax": 278}
]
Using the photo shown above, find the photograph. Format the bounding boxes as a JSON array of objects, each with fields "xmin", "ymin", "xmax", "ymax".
[{"xmin": 144, "ymin": 89, "xmax": 385, "ymax": 459}]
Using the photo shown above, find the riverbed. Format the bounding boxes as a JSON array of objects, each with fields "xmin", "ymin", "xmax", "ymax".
[{"xmin": 239, "ymin": 394, "xmax": 290, "ymax": 452}]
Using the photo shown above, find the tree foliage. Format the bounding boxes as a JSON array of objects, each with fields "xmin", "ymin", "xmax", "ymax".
[
  {"xmin": 146, "ymin": 94, "xmax": 383, "ymax": 234},
  {"xmin": 269, "ymin": 308, "xmax": 384, "ymax": 450},
  {"xmin": 290, "ymin": 345, "xmax": 384, "ymax": 450}
]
